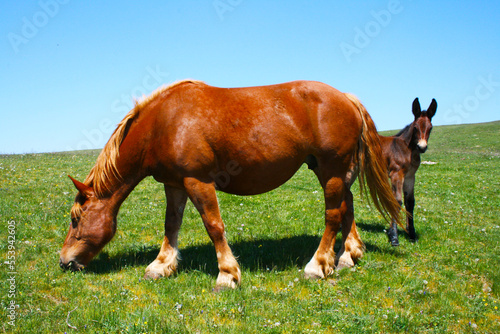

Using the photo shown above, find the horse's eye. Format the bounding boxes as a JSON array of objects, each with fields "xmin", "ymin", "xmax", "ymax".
[{"xmin": 71, "ymin": 217, "xmax": 79, "ymax": 228}]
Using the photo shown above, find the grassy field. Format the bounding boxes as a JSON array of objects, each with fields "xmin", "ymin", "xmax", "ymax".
[{"xmin": 1, "ymin": 121, "xmax": 499, "ymax": 333}]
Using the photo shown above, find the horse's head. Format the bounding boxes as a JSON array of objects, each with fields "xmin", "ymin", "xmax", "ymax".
[
  {"xmin": 59, "ymin": 176, "xmax": 116, "ymax": 271},
  {"xmin": 411, "ymin": 98, "xmax": 437, "ymax": 153}
]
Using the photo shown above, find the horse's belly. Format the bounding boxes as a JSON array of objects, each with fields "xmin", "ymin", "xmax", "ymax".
[{"xmin": 212, "ymin": 154, "xmax": 306, "ymax": 195}]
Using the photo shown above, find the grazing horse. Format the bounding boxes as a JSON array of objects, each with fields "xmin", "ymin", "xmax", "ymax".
[
  {"xmin": 342, "ymin": 98, "xmax": 437, "ymax": 255},
  {"xmin": 60, "ymin": 80, "xmax": 401, "ymax": 289}
]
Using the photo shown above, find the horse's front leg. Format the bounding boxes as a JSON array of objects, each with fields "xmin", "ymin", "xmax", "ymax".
[
  {"xmin": 145, "ymin": 186, "xmax": 188, "ymax": 279},
  {"xmin": 387, "ymin": 170, "xmax": 404, "ymax": 246},
  {"xmin": 336, "ymin": 189, "xmax": 365, "ymax": 270},
  {"xmin": 403, "ymin": 174, "xmax": 417, "ymax": 241},
  {"xmin": 184, "ymin": 177, "xmax": 240, "ymax": 289},
  {"xmin": 305, "ymin": 177, "xmax": 346, "ymax": 279}
]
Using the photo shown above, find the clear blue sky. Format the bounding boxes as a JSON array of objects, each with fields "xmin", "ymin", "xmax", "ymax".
[{"xmin": 1, "ymin": 0, "xmax": 499, "ymax": 154}]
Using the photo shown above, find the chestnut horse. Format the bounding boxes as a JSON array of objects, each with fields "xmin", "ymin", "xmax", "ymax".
[
  {"xmin": 342, "ymin": 97, "xmax": 437, "ymax": 254},
  {"xmin": 60, "ymin": 80, "xmax": 401, "ymax": 289}
]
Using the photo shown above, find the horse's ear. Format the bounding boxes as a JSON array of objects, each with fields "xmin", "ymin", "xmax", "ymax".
[
  {"xmin": 412, "ymin": 98, "xmax": 421, "ymax": 119},
  {"xmin": 68, "ymin": 175, "xmax": 94, "ymax": 198},
  {"xmin": 426, "ymin": 99, "xmax": 437, "ymax": 119}
]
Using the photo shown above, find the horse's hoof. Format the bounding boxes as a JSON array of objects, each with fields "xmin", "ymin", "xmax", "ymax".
[
  {"xmin": 215, "ymin": 271, "xmax": 240, "ymax": 290},
  {"xmin": 213, "ymin": 284, "xmax": 235, "ymax": 293},
  {"xmin": 144, "ymin": 271, "xmax": 163, "ymax": 280},
  {"xmin": 214, "ymin": 280, "xmax": 237, "ymax": 291},
  {"xmin": 304, "ymin": 271, "xmax": 323, "ymax": 280},
  {"xmin": 386, "ymin": 229, "xmax": 399, "ymax": 246},
  {"xmin": 144, "ymin": 260, "xmax": 176, "ymax": 280},
  {"xmin": 388, "ymin": 235, "xmax": 400, "ymax": 246},
  {"xmin": 335, "ymin": 252, "xmax": 355, "ymax": 271},
  {"xmin": 408, "ymin": 231, "xmax": 417, "ymax": 242},
  {"xmin": 304, "ymin": 262, "xmax": 334, "ymax": 279},
  {"xmin": 387, "ymin": 234, "xmax": 400, "ymax": 246},
  {"xmin": 336, "ymin": 260, "xmax": 354, "ymax": 271}
]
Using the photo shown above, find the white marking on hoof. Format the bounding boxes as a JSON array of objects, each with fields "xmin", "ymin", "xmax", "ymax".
[
  {"xmin": 304, "ymin": 257, "xmax": 333, "ymax": 279},
  {"xmin": 215, "ymin": 269, "xmax": 240, "ymax": 290},
  {"xmin": 144, "ymin": 259, "xmax": 176, "ymax": 280},
  {"xmin": 337, "ymin": 260, "xmax": 354, "ymax": 270},
  {"xmin": 336, "ymin": 251, "xmax": 355, "ymax": 271}
]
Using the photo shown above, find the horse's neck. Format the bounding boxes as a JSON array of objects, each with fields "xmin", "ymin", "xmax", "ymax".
[
  {"xmin": 101, "ymin": 174, "xmax": 145, "ymax": 217},
  {"xmin": 410, "ymin": 149, "xmax": 421, "ymax": 167},
  {"xmin": 396, "ymin": 123, "xmax": 414, "ymax": 148}
]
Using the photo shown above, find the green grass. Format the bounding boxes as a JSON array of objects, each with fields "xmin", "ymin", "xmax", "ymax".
[{"xmin": 1, "ymin": 121, "xmax": 499, "ymax": 333}]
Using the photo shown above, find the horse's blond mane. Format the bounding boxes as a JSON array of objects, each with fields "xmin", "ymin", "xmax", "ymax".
[{"xmin": 84, "ymin": 79, "xmax": 204, "ymax": 198}]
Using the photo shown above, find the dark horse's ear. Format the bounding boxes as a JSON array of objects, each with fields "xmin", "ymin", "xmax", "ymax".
[
  {"xmin": 412, "ymin": 98, "xmax": 421, "ymax": 119},
  {"xmin": 426, "ymin": 99, "xmax": 437, "ymax": 119},
  {"xmin": 68, "ymin": 175, "xmax": 94, "ymax": 198}
]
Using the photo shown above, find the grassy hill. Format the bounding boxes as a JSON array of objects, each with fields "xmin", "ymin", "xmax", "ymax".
[{"xmin": 1, "ymin": 121, "xmax": 499, "ymax": 333}]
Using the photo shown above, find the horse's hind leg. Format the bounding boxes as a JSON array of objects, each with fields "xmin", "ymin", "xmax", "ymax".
[
  {"xmin": 184, "ymin": 177, "xmax": 240, "ymax": 289},
  {"xmin": 387, "ymin": 170, "xmax": 404, "ymax": 246},
  {"xmin": 305, "ymin": 175, "xmax": 347, "ymax": 279},
  {"xmin": 336, "ymin": 189, "xmax": 365, "ymax": 270},
  {"xmin": 145, "ymin": 186, "xmax": 188, "ymax": 279},
  {"xmin": 403, "ymin": 174, "xmax": 417, "ymax": 241}
]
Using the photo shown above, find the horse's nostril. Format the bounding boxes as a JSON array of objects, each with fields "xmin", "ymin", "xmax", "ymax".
[
  {"xmin": 59, "ymin": 258, "xmax": 80, "ymax": 271},
  {"xmin": 59, "ymin": 259, "xmax": 69, "ymax": 270},
  {"xmin": 68, "ymin": 260, "xmax": 84, "ymax": 272},
  {"xmin": 418, "ymin": 145, "xmax": 427, "ymax": 153}
]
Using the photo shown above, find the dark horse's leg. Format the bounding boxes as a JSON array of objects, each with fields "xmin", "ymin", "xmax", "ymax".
[
  {"xmin": 183, "ymin": 177, "xmax": 240, "ymax": 289},
  {"xmin": 403, "ymin": 174, "xmax": 417, "ymax": 241},
  {"xmin": 387, "ymin": 170, "xmax": 404, "ymax": 246},
  {"xmin": 145, "ymin": 186, "xmax": 188, "ymax": 279}
]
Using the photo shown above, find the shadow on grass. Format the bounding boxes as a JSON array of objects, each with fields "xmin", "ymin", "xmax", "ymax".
[
  {"xmin": 85, "ymin": 231, "xmax": 405, "ymax": 276},
  {"xmin": 356, "ymin": 221, "xmax": 386, "ymax": 234},
  {"xmin": 87, "ymin": 235, "xmax": 321, "ymax": 275}
]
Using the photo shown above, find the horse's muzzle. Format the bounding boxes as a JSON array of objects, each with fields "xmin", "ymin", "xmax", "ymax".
[
  {"xmin": 417, "ymin": 139, "xmax": 428, "ymax": 153},
  {"xmin": 417, "ymin": 145, "xmax": 428, "ymax": 153},
  {"xmin": 59, "ymin": 258, "xmax": 84, "ymax": 272}
]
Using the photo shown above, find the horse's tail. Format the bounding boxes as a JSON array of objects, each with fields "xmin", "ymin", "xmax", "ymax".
[{"xmin": 344, "ymin": 93, "xmax": 404, "ymax": 228}]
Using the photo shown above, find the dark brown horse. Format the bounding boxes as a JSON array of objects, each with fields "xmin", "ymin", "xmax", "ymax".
[
  {"xmin": 383, "ymin": 98, "xmax": 437, "ymax": 245},
  {"xmin": 342, "ymin": 98, "xmax": 437, "ymax": 256},
  {"xmin": 60, "ymin": 80, "xmax": 401, "ymax": 288}
]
